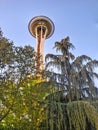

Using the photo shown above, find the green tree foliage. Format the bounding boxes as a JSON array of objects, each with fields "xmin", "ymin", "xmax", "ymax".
[
  {"xmin": 0, "ymin": 29, "xmax": 37, "ymax": 127},
  {"xmin": 44, "ymin": 101, "xmax": 98, "ymax": 130},
  {"xmin": 0, "ymin": 29, "xmax": 36, "ymax": 82},
  {"xmin": 0, "ymin": 29, "xmax": 52, "ymax": 129},
  {"xmin": 1, "ymin": 28, "xmax": 98, "ymax": 130},
  {"xmin": 92, "ymin": 100, "xmax": 98, "ymax": 112},
  {"xmin": 0, "ymin": 77, "xmax": 53, "ymax": 130},
  {"xmin": 45, "ymin": 36, "xmax": 98, "ymax": 102},
  {"xmin": 44, "ymin": 37, "xmax": 98, "ymax": 130},
  {"xmin": 67, "ymin": 101, "xmax": 98, "ymax": 130}
]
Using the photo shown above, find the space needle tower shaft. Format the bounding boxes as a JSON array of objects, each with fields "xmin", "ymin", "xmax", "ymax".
[{"xmin": 28, "ymin": 16, "xmax": 54, "ymax": 73}]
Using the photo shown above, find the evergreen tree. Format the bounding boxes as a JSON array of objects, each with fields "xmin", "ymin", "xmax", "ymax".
[
  {"xmin": 44, "ymin": 37, "xmax": 98, "ymax": 130},
  {"xmin": 45, "ymin": 36, "xmax": 98, "ymax": 102}
]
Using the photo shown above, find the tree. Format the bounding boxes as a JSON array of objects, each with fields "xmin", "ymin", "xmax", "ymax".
[
  {"xmin": 0, "ymin": 29, "xmax": 36, "ymax": 81},
  {"xmin": 44, "ymin": 37, "xmax": 98, "ymax": 130},
  {"xmin": 45, "ymin": 36, "xmax": 98, "ymax": 102},
  {"xmin": 0, "ymin": 29, "xmax": 36, "ymax": 123},
  {"xmin": 0, "ymin": 29, "xmax": 51, "ymax": 130},
  {"xmin": 1, "ymin": 28, "xmax": 98, "ymax": 130},
  {"xmin": 14, "ymin": 45, "xmax": 36, "ymax": 79}
]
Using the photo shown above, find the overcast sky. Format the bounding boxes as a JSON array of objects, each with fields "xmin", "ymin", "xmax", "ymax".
[{"xmin": 0, "ymin": 0, "xmax": 98, "ymax": 60}]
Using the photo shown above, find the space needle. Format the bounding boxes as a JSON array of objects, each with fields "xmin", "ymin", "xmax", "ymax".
[{"xmin": 28, "ymin": 16, "xmax": 55, "ymax": 74}]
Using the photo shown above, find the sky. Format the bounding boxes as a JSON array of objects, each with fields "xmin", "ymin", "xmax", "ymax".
[
  {"xmin": 0, "ymin": 0, "xmax": 98, "ymax": 59},
  {"xmin": 0, "ymin": 0, "xmax": 98, "ymax": 85}
]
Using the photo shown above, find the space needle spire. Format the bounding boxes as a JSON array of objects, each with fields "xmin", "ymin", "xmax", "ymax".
[{"xmin": 28, "ymin": 16, "xmax": 54, "ymax": 74}]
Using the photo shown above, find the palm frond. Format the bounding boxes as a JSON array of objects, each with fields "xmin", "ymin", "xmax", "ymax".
[
  {"xmin": 60, "ymin": 36, "xmax": 75, "ymax": 49},
  {"xmin": 93, "ymin": 72, "xmax": 98, "ymax": 79},
  {"xmin": 45, "ymin": 54, "xmax": 60, "ymax": 62},
  {"xmin": 74, "ymin": 55, "xmax": 91, "ymax": 64},
  {"xmin": 72, "ymin": 55, "xmax": 92, "ymax": 70},
  {"xmin": 54, "ymin": 37, "xmax": 75, "ymax": 54},
  {"xmin": 86, "ymin": 60, "xmax": 98, "ymax": 71},
  {"xmin": 87, "ymin": 72, "xmax": 98, "ymax": 81},
  {"xmin": 45, "ymin": 61, "xmax": 61, "ymax": 71},
  {"xmin": 68, "ymin": 52, "xmax": 75, "ymax": 60}
]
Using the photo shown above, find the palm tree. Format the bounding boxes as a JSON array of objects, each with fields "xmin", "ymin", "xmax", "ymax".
[
  {"xmin": 45, "ymin": 36, "xmax": 98, "ymax": 102},
  {"xmin": 46, "ymin": 37, "xmax": 74, "ymax": 87},
  {"xmin": 44, "ymin": 37, "xmax": 98, "ymax": 130}
]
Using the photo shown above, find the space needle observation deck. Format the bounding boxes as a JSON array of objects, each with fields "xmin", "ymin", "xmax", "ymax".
[{"xmin": 28, "ymin": 16, "xmax": 55, "ymax": 73}]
